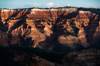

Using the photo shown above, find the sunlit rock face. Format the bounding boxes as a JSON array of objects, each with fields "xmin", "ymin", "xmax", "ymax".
[
  {"xmin": 0, "ymin": 8, "xmax": 77, "ymax": 21},
  {"xmin": 0, "ymin": 7, "xmax": 100, "ymax": 48},
  {"xmin": 0, "ymin": 9, "xmax": 15, "ymax": 21},
  {"xmin": 0, "ymin": 7, "xmax": 100, "ymax": 66}
]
